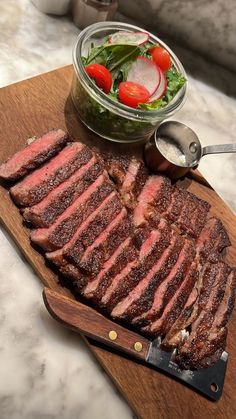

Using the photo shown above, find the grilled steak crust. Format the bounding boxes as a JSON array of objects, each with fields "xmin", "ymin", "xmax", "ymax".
[
  {"xmin": 133, "ymin": 175, "xmax": 172, "ymax": 227},
  {"xmin": 110, "ymin": 232, "xmax": 183, "ymax": 322},
  {"xmin": 104, "ymin": 154, "xmax": 130, "ymax": 186},
  {"xmin": 133, "ymin": 240, "xmax": 195, "ymax": 328},
  {"xmin": 119, "ymin": 158, "xmax": 148, "ymax": 209},
  {"xmin": 78, "ymin": 211, "xmax": 132, "ymax": 276},
  {"xmin": 0, "ymin": 129, "xmax": 68, "ymax": 181},
  {"xmin": 182, "ymin": 269, "xmax": 236, "ymax": 369},
  {"xmin": 162, "ymin": 280, "xmax": 200, "ymax": 349},
  {"xmin": 60, "ymin": 191, "xmax": 122, "ymax": 266},
  {"xmin": 196, "ymin": 217, "xmax": 231, "ymax": 264},
  {"xmin": 59, "ymin": 264, "xmax": 88, "ymax": 292},
  {"xmin": 23, "ymin": 157, "xmax": 103, "ymax": 227},
  {"xmin": 101, "ymin": 220, "xmax": 172, "ymax": 312},
  {"xmin": 83, "ymin": 237, "xmax": 137, "ymax": 300},
  {"xmin": 162, "ymin": 186, "xmax": 187, "ymax": 222},
  {"xmin": 142, "ymin": 263, "xmax": 198, "ymax": 337},
  {"xmin": 175, "ymin": 193, "xmax": 210, "ymax": 238},
  {"xmin": 10, "ymin": 143, "xmax": 92, "ymax": 206},
  {"xmin": 30, "ymin": 176, "xmax": 114, "ymax": 251},
  {"xmin": 176, "ymin": 262, "xmax": 230, "ymax": 369}
]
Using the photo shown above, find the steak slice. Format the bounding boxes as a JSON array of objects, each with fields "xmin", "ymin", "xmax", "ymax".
[
  {"xmin": 176, "ymin": 192, "xmax": 210, "ymax": 238},
  {"xmin": 133, "ymin": 175, "xmax": 172, "ymax": 227},
  {"xmin": 99, "ymin": 228, "xmax": 162, "ymax": 307},
  {"xmin": 110, "ymin": 232, "xmax": 183, "ymax": 321},
  {"xmin": 196, "ymin": 217, "xmax": 231, "ymax": 264},
  {"xmin": 162, "ymin": 277, "xmax": 201, "ymax": 349},
  {"xmin": 0, "ymin": 129, "xmax": 68, "ymax": 181},
  {"xmin": 88, "ymin": 229, "xmax": 152, "ymax": 303},
  {"xmin": 78, "ymin": 211, "xmax": 132, "ymax": 276},
  {"xmin": 162, "ymin": 186, "xmax": 187, "ymax": 222},
  {"xmin": 132, "ymin": 239, "xmax": 195, "ymax": 328},
  {"xmin": 176, "ymin": 262, "xmax": 230, "ymax": 369},
  {"xmin": 104, "ymin": 154, "xmax": 130, "ymax": 186},
  {"xmin": 188, "ymin": 269, "xmax": 236, "ymax": 369},
  {"xmin": 100, "ymin": 219, "xmax": 172, "ymax": 312},
  {"xmin": 64, "ymin": 195, "xmax": 124, "ymax": 267},
  {"xmin": 30, "ymin": 175, "xmax": 113, "ymax": 251},
  {"xmin": 10, "ymin": 142, "xmax": 92, "ymax": 206},
  {"xmin": 179, "ymin": 327, "xmax": 228, "ymax": 369},
  {"xmin": 59, "ymin": 264, "xmax": 88, "ymax": 292},
  {"xmin": 142, "ymin": 262, "xmax": 198, "ymax": 337},
  {"xmin": 46, "ymin": 248, "xmax": 66, "ymax": 267},
  {"xmin": 210, "ymin": 268, "xmax": 236, "ymax": 329},
  {"xmin": 119, "ymin": 158, "xmax": 148, "ymax": 209},
  {"xmin": 23, "ymin": 156, "xmax": 103, "ymax": 227},
  {"xmin": 82, "ymin": 237, "xmax": 137, "ymax": 300}
]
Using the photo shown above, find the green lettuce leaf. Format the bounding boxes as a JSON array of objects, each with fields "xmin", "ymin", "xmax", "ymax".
[{"xmin": 139, "ymin": 68, "xmax": 186, "ymax": 110}]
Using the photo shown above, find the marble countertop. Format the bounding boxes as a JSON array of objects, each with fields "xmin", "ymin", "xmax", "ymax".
[{"xmin": 0, "ymin": 1, "xmax": 236, "ymax": 418}]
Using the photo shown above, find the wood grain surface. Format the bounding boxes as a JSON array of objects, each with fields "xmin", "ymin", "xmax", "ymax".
[
  {"xmin": 0, "ymin": 65, "xmax": 236, "ymax": 419},
  {"xmin": 43, "ymin": 287, "xmax": 150, "ymax": 360}
]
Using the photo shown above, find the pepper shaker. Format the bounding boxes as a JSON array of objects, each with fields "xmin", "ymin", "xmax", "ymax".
[{"xmin": 72, "ymin": 0, "xmax": 118, "ymax": 29}]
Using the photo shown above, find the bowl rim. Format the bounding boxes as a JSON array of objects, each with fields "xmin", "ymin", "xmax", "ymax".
[{"xmin": 72, "ymin": 21, "xmax": 187, "ymax": 121}]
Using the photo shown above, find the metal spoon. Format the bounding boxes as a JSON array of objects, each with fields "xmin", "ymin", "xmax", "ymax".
[{"xmin": 145, "ymin": 121, "xmax": 236, "ymax": 179}]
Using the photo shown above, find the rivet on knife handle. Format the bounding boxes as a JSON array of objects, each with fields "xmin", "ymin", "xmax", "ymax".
[{"xmin": 43, "ymin": 287, "xmax": 150, "ymax": 361}]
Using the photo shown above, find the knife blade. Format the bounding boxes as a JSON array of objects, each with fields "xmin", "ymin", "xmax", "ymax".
[{"xmin": 43, "ymin": 287, "xmax": 228, "ymax": 401}]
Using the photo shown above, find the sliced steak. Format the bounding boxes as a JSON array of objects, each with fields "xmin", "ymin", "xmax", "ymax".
[
  {"xmin": 100, "ymin": 219, "xmax": 172, "ymax": 312},
  {"xmin": 10, "ymin": 142, "xmax": 92, "ymax": 206},
  {"xmin": 23, "ymin": 156, "xmax": 103, "ymax": 227},
  {"xmin": 179, "ymin": 327, "xmax": 228, "ymax": 369},
  {"xmin": 119, "ymin": 158, "xmax": 148, "ymax": 209},
  {"xmin": 82, "ymin": 237, "xmax": 137, "ymax": 300},
  {"xmin": 64, "ymin": 194, "xmax": 124, "ymax": 267},
  {"xmin": 210, "ymin": 268, "xmax": 236, "ymax": 329},
  {"xmin": 190, "ymin": 269, "xmax": 236, "ymax": 368},
  {"xmin": 111, "ymin": 232, "xmax": 183, "ymax": 321},
  {"xmin": 88, "ymin": 229, "xmax": 153, "ymax": 303},
  {"xmin": 132, "ymin": 239, "xmax": 195, "ymax": 328},
  {"xmin": 30, "ymin": 175, "xmax": 113, "ymax": 251},
  {"xmin": 46, "ymin": 248, "xmax": 66, "ymax": 267},
  {"xmin": 0, "ymin": 129, "xmax": 68, "ymax": 181},
  {"xmin": 163, "ymin": 186, "xmax": 187, "ymax": 222},
  {"xmin": 78, "ymin": 211, "xmax": 132, "ymax": 276},
  {"xmin": 176, "ymin": 262, "xmax": 230, "ymax": 369},
  {"xmin": 133, "ymin": 175, "xmax": 172, "ymax": 227},
  {"xmin": 196, "ymin": 217, "xmax": 231, "ymax": 264},
  {"xmin": 142, "ymin": 262, "xmax": 198, "ymax": 337},
  {"xmin": 176, "ymin": 192, "xmax": 210, "ymax": 238},
  {"xmin": 59, "ymin": 264, "xmax": 88, "ymax": 292},
  {"xmin": 162, "ymin": 276, "xmax": 201, "ymax": 349},
  {"xmin": 104, "ymin": 154, "xmax": 130, "ymax": 186}
]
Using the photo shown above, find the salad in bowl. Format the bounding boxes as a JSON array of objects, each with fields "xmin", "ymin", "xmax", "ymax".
[{"xmin": 71, "ymin": 22, "xmax": 187, "ymax": 143}]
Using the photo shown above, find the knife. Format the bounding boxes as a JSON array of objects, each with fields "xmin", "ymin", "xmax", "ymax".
[{"xmin": 42, "ymin": 287, "xmax": 228, "ymax": 401}]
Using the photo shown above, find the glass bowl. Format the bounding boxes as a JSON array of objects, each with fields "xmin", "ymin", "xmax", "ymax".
[{"xmin": 71, "ymin": 21, "xmax": 187, "ymax": 143}]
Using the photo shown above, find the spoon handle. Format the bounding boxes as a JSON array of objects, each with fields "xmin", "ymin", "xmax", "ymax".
[{"xmin": 202, "ymin": 143, "xmax": 236, "ymax": 156}]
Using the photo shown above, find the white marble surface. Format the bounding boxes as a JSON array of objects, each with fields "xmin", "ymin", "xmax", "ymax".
[
  {"xmin": 0, "ymin": 1, "xmax": 236, "ymax": 419},
  {"xmin": 118, "ymin": 0, "xmax": 236, "ymax": 73},
  {"xmin": 0, "ymin": 228, "xmax": 134, "ymax": 419}
]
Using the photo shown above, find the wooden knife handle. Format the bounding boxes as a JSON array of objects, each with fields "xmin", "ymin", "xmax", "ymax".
[{"xmin": 43, "ymin": 288, "xmax": 150, "ymax": 361}]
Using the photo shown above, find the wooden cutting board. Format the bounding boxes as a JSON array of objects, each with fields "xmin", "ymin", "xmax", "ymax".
[{"xmin": 0, "ymin": 65, "xmax": 236, "ymax": 419}]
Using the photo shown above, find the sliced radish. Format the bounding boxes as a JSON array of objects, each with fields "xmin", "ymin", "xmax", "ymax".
[
  {"xmin": 127, "ymin": 56, "xmax": 161, "ymax": 96},
  {"xmin": 108, "ymin": 31, "xmax": 149, "ymax": 46},
  {"xmin": 148, "ymin": 68, "xmax": 167, "ymax": 101}
]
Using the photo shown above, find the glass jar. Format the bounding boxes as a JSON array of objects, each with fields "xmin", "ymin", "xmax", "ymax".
[{"xmin": 71, "ymin": 21, "xmax": 187, "ymax": 143}]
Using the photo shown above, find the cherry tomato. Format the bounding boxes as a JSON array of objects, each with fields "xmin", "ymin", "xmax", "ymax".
[
  {"xmin": 149, "ymin": 46, "xmax": 171, "ymax": 72},
  {"xmin": 85, "ymin": 64, "xmax": 112, "ymax": 94},
  {"xmin": 118, "ymin": 81, "xmax": 150, "ymax": 108}
]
